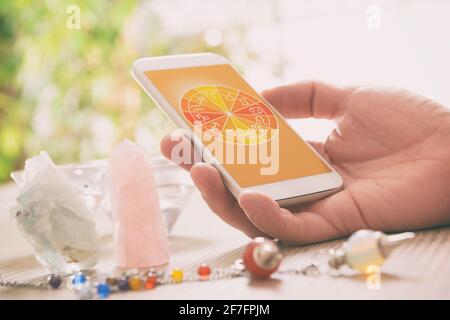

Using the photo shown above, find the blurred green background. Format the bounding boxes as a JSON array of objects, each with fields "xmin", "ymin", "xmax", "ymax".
[
  {"xmin": 1, "ymin": 0, "xmax": 449, "ymax": 182},
  {"xmin": 0, "ymin": 0, "xmax": 260, "ymax": 182}
]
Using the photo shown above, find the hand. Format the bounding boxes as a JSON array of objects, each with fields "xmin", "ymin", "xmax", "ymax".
[{"xmin": 161, "ymin": 82, "xmax": 450, "ymax": 244}]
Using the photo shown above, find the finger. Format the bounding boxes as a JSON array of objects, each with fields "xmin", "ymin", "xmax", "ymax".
[
  {"xmin": 190, "ymin": 163, "xmax": 265, "ymax": 238},
  {"xmin": 239, "ymin": 191, "xmax": 341, "ymax": 244},
  {"xmin": 160, "ymin": 130, "xmax": 200, "ymax": 171},
  {"xmin": 262, "ymin": 81, "xmax": 354, "ymax": 119}
]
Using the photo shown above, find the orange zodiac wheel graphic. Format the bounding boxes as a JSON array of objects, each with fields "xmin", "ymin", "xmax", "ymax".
[{"xmin": 180, "ymin": 85, "xmax": 278, "ymax": 144}]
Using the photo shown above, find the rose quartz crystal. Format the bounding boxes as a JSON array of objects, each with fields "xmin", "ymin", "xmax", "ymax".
[{"xmin": 109, "ymin": 139, "xmax": 169, "ymax": 268}]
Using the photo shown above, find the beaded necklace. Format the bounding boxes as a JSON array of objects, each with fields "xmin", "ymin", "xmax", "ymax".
[{"xmin": 0, "ymin": 230, "xmax": 414, "ymax": 299}]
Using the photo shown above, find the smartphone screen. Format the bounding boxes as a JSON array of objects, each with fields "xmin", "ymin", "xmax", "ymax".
[{"xmin": 144, "ymin": 63, "xmax": 330, "ymax": 188}]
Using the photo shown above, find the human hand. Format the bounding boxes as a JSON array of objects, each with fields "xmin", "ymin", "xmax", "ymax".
[{"xmin": 161, "ymin": 82, "xmax": 450, "ymax": 244}]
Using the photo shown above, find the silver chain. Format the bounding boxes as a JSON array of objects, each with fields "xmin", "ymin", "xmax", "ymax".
[
  {"xmin": 156, "ymin": 268, "xmax": 245, "ymax": 285},
  {"xmin": 0, "ymin": 276, "xmax": 48, "ymax": 290},
  {"xmin": 0, "ymin": 263, "xmax": 320, "ymax": 290}
]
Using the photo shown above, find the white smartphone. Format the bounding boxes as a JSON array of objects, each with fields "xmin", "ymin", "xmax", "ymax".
[{"xmin": 132, "ymin": 53, "xmax": 342, "ymax": 206}]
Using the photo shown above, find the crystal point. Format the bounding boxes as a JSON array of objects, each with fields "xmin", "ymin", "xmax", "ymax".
[{"xmin": 109, "ymin": 140, "xmax": 170, "ymax": 268}]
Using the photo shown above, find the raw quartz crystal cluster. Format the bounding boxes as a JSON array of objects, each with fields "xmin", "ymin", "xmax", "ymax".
[
  {"xmin": 9, "ymin": 152, "xmax": 100, "ymax": 273},
  {"xmin": 109, "ymin": 140, "xmax": 170, "ymax": 268}
]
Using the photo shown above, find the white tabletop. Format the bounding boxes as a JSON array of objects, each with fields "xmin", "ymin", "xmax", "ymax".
[{"xmin": 1, "ymin": 182, "xmax": 449, "ymax": 300}]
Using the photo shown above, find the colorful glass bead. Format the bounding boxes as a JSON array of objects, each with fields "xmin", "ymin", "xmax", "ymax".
[
  {"xmin": 171, "ymin": 268, "xmax": 183, "ymax": 283},
  {"xmin": 72, "ymin": 272, "xmax": 87, "ymax": 288},
  {"xmin": 48, "ymin": 274, "xmax": 62, "ymax": 289},
  {"xmin": 117, "ymin": 278, "xmax": 129, "ymax": 291},
  {"xmin": 197, "ymin": 264, "xmax": 211, "ymax": 280},
  {"xmin": 145, "ymin": 274, "xmax": 157, "ymax": 289},
  {"xmin": 106, "ymin": 277, "xmax": 119, "ymax": 292},
  {"xmin": 128, "ymin": 275, "xmax": 143, "ymax": 291},
  {"xmin": 243, "ymin": 237, "xmax": 282, "ymax": 278},
  {"xmin": 96, "ymin": 282, "xmax": 111, "ymax": 299}
]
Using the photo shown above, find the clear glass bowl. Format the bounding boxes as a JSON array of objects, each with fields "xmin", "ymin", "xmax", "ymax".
[{"xmin": 11, "ymin": 155, "xmax": 194, "ymax": 233}]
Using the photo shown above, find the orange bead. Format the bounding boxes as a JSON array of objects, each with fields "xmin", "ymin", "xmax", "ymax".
[
  {"xmin": 145, "ymin": 275, "xmax": 157, "ymax": 289},
  {"xmin": 128, "ymin": 275, "xmax": 143, "ymax": 291},
  {"xmin": 197, "ymin": 264, "xmax": 211, "ymax": 280}
]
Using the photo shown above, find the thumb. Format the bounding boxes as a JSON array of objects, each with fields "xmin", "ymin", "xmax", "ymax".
[{"xmin": 239, "ymin": 191, "xmax": 341, "ymax": 244}]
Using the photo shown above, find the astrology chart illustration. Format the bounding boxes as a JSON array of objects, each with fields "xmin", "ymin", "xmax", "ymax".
[{"xmin": 180, "ymin": 85, "xmax": 279, "ymax": 144}]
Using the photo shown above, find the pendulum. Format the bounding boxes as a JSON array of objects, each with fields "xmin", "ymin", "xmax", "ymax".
[
  {"xmin": 171, "ymin": 268, "xmax": 184, "ymax": 283},
  {"xmin": 328, "ymin": 229, "xmax": 415, "ymax": 274},
  {"xmin": 243, "ymin": 237, "xmax": 282, "ymax": 278},
  {"xmin": 197, "ymin": 264, "xmax": 211, "ymax": 280},
  {"xmin": 48, "ymin": 274, "xmax": 62, "ymax": 289}
]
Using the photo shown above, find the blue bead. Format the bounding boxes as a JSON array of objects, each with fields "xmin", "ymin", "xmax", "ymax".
[
  {"xmin": 118, "ymin": 279, "xmax": 129, "ymax": 291},
  {"xmin": 72, "ymin": 272, "xmax": 87, "ymax": 287},
  {"xmin": 96, "ymin": 283, "xmax": 110, "ymax": 299},
  {"xmin": 48, "ymin": 274, "xmax": 62, "ymax": 289}
]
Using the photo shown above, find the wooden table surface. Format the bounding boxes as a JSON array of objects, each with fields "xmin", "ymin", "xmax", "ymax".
[{"xmin": 0, "ymin": 182, "xmax": 449, "ymax": 300}]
